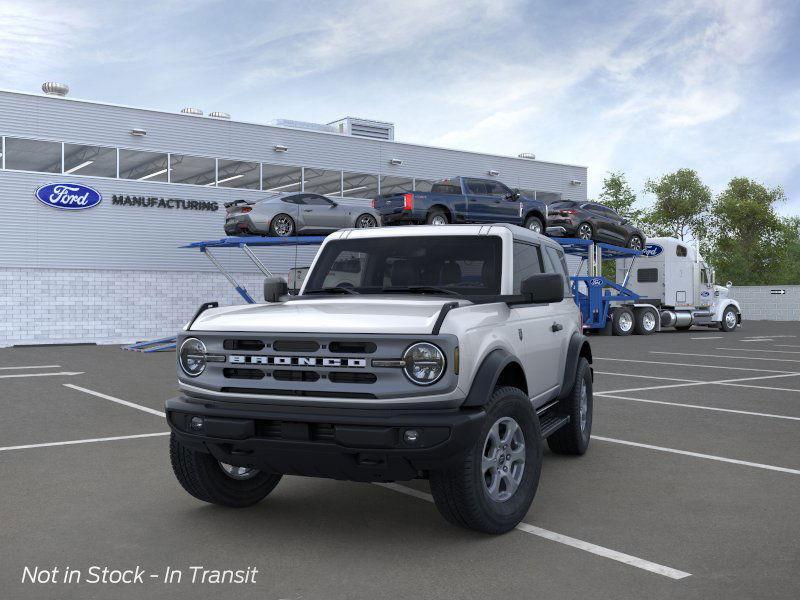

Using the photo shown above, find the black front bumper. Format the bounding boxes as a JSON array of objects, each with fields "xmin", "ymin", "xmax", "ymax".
[{"xmin": 166, "ymin": 396, "xmax": 485, "ymax": 482}]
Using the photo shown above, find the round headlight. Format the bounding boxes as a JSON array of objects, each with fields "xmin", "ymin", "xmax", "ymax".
[
  {"xmin": 179, "ymin": 337, "xmax": 207, "ymax": 377},
  {"xmin": 403, "ymin": 342, "xmax": 446, "ymax": 385}
]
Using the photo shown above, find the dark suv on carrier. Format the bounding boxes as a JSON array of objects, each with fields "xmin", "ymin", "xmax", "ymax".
[{"xmin": 546, "ymin": 200, "xmax": 646, "ymax": 249}]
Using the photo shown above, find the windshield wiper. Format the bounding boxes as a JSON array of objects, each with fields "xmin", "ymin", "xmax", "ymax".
[
  {"xmin": 381, "ymin": 286, "xmax": 463, "ymax": 298},
  {"xmin": 303, "ymin": 287, "xmax": 359, "ymax": 295}
]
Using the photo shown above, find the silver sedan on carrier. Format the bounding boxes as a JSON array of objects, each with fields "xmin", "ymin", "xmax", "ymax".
[{"xmin": 224, "ymin": 192, "xmax": 382, "ymax": 237}]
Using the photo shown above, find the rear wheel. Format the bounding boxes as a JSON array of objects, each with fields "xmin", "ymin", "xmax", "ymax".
[
  {"xmin": 269, "ymin": 213, "xmax": 295, "ymax": 237},
  {"xmin": 576, "ymin": 222, "xmax": 593, "ymax": 240},
  {"xmin": 426, "ymin": 209, "xmax": 449, "ymax": 226},
  {"xmin": 524, "ymin": 215, "xmax": 544, "ymax": 234},
  {"xmin": 429, "ymin": 386, "xmax": 542, "ymax": 534},
  {"xmin": 634, "ymin": 308, "xmax": 657, "ymax": 335},
  {"xmin": 547, "ymin": 358, "xmax": 592, "ymax": 455},
  {"xmin": 170, "ymin": 434, "xmax": 282, "ymax": 507},
  {"xmin": 612, "ymin": 307, "xmax": 634, "ymax": 336},
  {"xmin": 355, "ymin": 213, "xmax": 378, "ymax": 228},
  {"xmin": 719, "ymin": 307, "xmax": 738, "ymax": 332},
  {"xmin": 627, "ymin": 235, "xmax": 644, "ymax": 251}
]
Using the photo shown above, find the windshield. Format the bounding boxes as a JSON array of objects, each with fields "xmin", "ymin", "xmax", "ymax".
[{"xmin": 303, "ymin": 236, "xmax": 502, "ymax": 298}]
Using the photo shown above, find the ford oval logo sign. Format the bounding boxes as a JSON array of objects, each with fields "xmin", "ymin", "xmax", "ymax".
[
  {"xmin": 700, "ymin": 290, "xmax": 710, "ymax": 297},
  {"xmin": 35, "ymin": 183, "xmax": 102, "ymax": 210},
  {"xmin": 589, "ymin": 278, "xmax": 603, "ymax": 286},
  {"xmin": 642, "ymin": 244, "xmax": 663, "ymax": 257}
]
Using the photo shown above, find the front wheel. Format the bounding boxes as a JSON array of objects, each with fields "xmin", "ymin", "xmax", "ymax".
[
  {"xmin": 429, "ymin": 386, "xmax": 542, "ymax": 534},
  {"xmin": 576, "ymin": 222, "xmax": 593, "ymax": 240},
  {"xmin": 719, "ymin": 307, "xmax": 738, "ymax": 332},
  {"xmin": 627, "ymin": 235, "xmax": 644, "ymax": 251},
  {"xmin": 170, "ymin": 434, "xmax": 282, "ymax": 507},
  {"xmin": 355, "ymin": 213, "xmax": 378, "ymax": 228},
  {"xmin": 269, "ymin": 213, "xmax": 295, "ymax": 237},
  {"xmin": 524, "ymin": 215, "xmax": 544, "ymax": 234}
]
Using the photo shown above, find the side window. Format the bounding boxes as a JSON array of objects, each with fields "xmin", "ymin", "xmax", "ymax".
[
  {"xmin": 513, "ymin": 242, "xmax": 543, "ymax": 293},
  {"xmin": 281, "ymin": 195, "xmax": 302, "ymax": 204},
  {"xmin": 545, "ymin": 246, "xmax": 572, "ymax": 296},
  {"xmin": 304, "ymin": 195, "xmax": 332, "ymax": 206},
  {"xmin": 637, "ymin": 268, "xmax": 658, "ymax": 283},
  {"xmin": 676, "ymin": 245, "xmax": 688, "ymax": 257},
  {"xmin": 485, "ymin": 181, "xmax": 511, "ymax": 197},
  {"xmin": 465, "ymin": 179, "xmax": 488, "ymax": 195},
  {"xmin": 700, "ymin": 268, "xmax": 710, "ymax": 284}
]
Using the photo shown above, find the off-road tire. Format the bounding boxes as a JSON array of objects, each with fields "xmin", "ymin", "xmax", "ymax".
[
  {"xmin": 611, "ymin": 307, "xmax": 634, "ymax": 336},
  {"xmin": 524, "ymin": 215, "xmax": 544, "ymax": 234},
  {"xmin": 269, "ymin": 213, "xmax": 295, "ymax": 237},
  {"xmin": 719, "ymin": 306, "xmax": 738, "ymax": 332},
  {"xmin": 170, "ymin": 433, "xmax": 282, "ymax": 507},
  {"xmin": 547, "ymin": 358, "xmax": 593, "ymax": 455},
  {"xmin": 634, "ymin": 307, "xmax": 657, "ymax": 335},
  {"xmin": 429, "ymin": 386, "xmax": 542, "ymax": 534},
  {"xmin": 426, "ymin": 208, "xmax": 449, "ymax": 225}
]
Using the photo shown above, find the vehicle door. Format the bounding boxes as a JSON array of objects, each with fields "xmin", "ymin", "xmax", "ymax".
[
  {"xmin": 508, "ymin": 241, "xmax": 561, "ymax": 400},
  {"xmin": 484, "ymin": 180, "xmax": 522, "ymax": 224},
  {"xmin": 464, "ymin": 179, "xmax": 495, "ymax": 223},
  {"xmin": 697, "ymin": 262, "xmax": 714, "ymax": 308},
  {"xmin": 543, "ymin": 245, "xmax": 576, "ymax": 367},
  {"xmin": 299, "ymin": 194, "xmax": 347, "ymax": 232},
  {"xmin": 600, "ymin": 206, "xmax": 630, "ymax": 244},
  {"xmin": 583, "ymin": 203, "xmax": 614, "ymax": 242}
]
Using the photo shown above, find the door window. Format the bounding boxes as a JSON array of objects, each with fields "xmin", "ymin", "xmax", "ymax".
[
  {"xmin": 484, "ymin": 181, "xmax": 512, "ymax": 197},
  {"xmin": 303, "ymin": 194, "xmax": 334, "ymax": 206},
  {"xmin": 544, "ymin": 246, "xmax": 572, "ymax": 296},
  {"xmin": 513, "ymin": 242, "xmax": 543, "ymax": 293},
  {"xmin": 465, "ymin": 179, "xmax": 490, "ymax": 195}
]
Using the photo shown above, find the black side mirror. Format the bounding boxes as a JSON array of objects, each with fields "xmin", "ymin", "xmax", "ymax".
[
  {"xmin": 505, "ymin": 191, "xmax": 519, "ymax": 201},
  {"xmin": 329, "ymin": 201, "xmax": 338, "ymax": 208},
  {"xmin": 264, "ymin": 276, "xmax": 288, "ymax": 302},
  {"xmin": 520, "ymin": 273, "xmax": 564, "ymax": 303}
]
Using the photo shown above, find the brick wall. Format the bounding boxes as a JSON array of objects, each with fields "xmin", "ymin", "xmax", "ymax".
[
  {"xmin": 729, "ymin": 286, "xmax": 800, "ymax": 322},
  {"xmin": 0, "ymin": 268, "xmax": 269, "ymax": 347}
]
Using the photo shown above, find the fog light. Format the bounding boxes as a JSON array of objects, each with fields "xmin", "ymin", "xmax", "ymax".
[
  {"xmin": 190, "ymin": 416, "xmax": 204, "ymax": 431},
  {"xmin": 403, "ymin": 429, "xmax": 420, "ymax": 444}
]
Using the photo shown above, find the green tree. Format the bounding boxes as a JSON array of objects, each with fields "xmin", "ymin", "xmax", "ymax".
[
  {"xmin": 642, "ymin": 169, "xmax": 711, "ymax": 241},
  {"xmin": 706, "ymin": 177, "xmax": 790, "ymax": 285},
  {"xmin": 599, "ymin": 171, "xmax": 643, "ymax": 226}
]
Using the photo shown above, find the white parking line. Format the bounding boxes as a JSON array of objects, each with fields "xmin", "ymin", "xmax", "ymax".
[
  {"xmin": 64, "ymin": 384, "xmax": 166, "ymax": 418},
  {"xmin": 690, "ymin": 336, "xmax": 723, "ymax": 340},
  {"xmin": 594, "ymin": 371, "xmax": 700, "ymax": 383},
  {"xmin": 597, "ymin": 394, "xmax": 800, "ymax": 422},
  {"xmin": 715, "ymin": 348, "xmax": 800, "ymax": 354},
  {"xmin": 374, "ymin": 483, "xmax": 691, "ymax": 580},
  {"xmin": 597, "ymin": 372, "xmax": 800, "ymax": 395},
  {"xmin": 0, "ymin": 432, "xmax": 170, "ymax": 453},
  {"xmin": 776, "ymin": 345, "xmax": 800, "ymax": 349},
  {"xmin": 0, "ymin": 364, "xmax": 61, "ymax": 370},
  {"xmin": 592, "ymin": 436, "xmax": 800, "ymax": 476},
  {"xmin": 595, "ymin": 357, "xmax": 797, "ymax": 374},
  {"xmin": 650, "ymin": 351, "xmax": 800, "ymax": 363},
  {"xmin": 0, "ymin": 371, "xmax": 84, "ymax": 379}
]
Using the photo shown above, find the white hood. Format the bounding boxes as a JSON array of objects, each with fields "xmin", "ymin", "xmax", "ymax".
[{"xmin": 190, "ymin": 296, "xmax": 464, "ymax": 334}]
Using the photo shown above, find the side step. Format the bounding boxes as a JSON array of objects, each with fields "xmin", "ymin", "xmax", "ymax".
[{"xmin": 538, "ymin": 412, "xmax": 570, "ymax": 438}]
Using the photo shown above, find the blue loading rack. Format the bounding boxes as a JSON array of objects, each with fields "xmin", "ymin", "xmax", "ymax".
[
  {"xmin": 123, "ymin": 235, "xmax": 326, "ymax": 352},
  {"xmin": 553, "ymin": 238, "xmax": 642, "ymax": 330}
]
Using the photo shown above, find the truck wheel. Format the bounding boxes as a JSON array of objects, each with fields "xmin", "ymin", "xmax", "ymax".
[
  {"xmin": 547, "ymin": 358, "xmax": 592, "ymax": 455},
  {"xmin": 524, "ymin": 215, "xmax": 544, "ymax": 234},
  {"xmin": 634, "ymin": 308, "xmax": 657, "ymax": 335},
  {"xmin": 269, "ymin": 214, "xmax": 295, "ymax": 237},
  {"xmin": 611, "ymin": 307, "xmax": 634, "ymax": 336},
  {"xmin": 426, "ymin": 209, "xmax": 449, "ymax": 225},
  {"xmin": 169, "ymin": 433, "xmax": 282, "ymax": 507},
  {"xmin": 719, "ymin": 306, "xmax": 738, "ymax": 332},
  {"xmin": 429, "ymin": 386, "xmax": 542, "ymax": 534}
]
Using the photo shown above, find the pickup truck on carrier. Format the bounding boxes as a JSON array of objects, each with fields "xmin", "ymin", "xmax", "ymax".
[
  {"xmin": 167, "ymin": 224, "xmax": 593, "ymax": 533},
  {"xmin": 373, "ymin": 177, "xmax": 549, "ymax": 234}
]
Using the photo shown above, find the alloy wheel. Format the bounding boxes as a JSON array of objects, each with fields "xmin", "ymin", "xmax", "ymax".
[
  {"xmin": 431, "ymin": 214, "xmax": 448, "ymax": 226},
  {"xmin": 273, "ymin": 216, "xmax": 293, "ymax": 236},
  {"xmin": 629, "ymin": 236, "xmax": 643, "ymax": 251},
  {"xmin": 577, "ymin": 224, "xmax": 592, "ymax": 239},
  {"xmin": 356, "ymin": 214, "xmax": 377, "ymax": 228},
  {"xmin": 481, "ymin": 416, "xmax": 526, "ymax": 502}
]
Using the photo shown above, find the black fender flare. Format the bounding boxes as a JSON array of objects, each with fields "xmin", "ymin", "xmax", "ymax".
[
  {"xmin": 463, "ymin": 348, "xmax": 523, "ymax": 407},
  {"xmin": 558, "ymin": 332, "xmax": 592, "ymax": 400}
]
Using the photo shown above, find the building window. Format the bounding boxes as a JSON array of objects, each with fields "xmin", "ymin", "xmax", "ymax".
[
  {"xmin": 414, "ymin": 178, "xmax": 436, "ymax": 192},
  {"xmin": 304, "ymin": 168, "xmax": 342, "ymax": 196},
  {"xmin": 63, "ymin": 144, "xmax": 117, "ymax": 177},
  {"xmin": 119, "ymin": 149, "xmax": 169, "ymax": 182},
  {"xmin": 4, "ymin": 138, "xmax": 61, "ymax": 173},
  {"xmin": 217, "ymin": 159, "xmax": 260, "ymax": 189},
  {"xmin": 262, "ymin": 163, "xmax": 302, "ymax": 192},
  {"xmin": 379, "ymin": 175, "xmax": 413, "ymax": 195},
  {"xmin": 170, "ymin": 154, "xmax": 216, "ymax": 186},
  {"xmin": 342, "ymin": 172, "xmax": 378, "ymax": 199}
]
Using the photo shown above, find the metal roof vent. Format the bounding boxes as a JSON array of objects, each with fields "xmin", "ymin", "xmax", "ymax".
[
  {"xmin": 180, "ymin": 107, "xmax": 204, "ymax": 116},
  {"xmin": 42, "ymin": 82, "xmax": 69, "ymax": 96},
  {"xmin": 328, "ymin": 117, "xmax": 395, "ymax": 141},
  {"xmin": 209, "ymin": 111, "xmax": 230, "ymax": 119},
  {"xmin": 518, "ymin": 152, "xmax": 536, "ymax": 160}
]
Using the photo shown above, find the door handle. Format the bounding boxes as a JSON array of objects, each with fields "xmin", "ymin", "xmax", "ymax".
[
  {"xmin": 303, "ymin": 209, "xmax": 313, "ymax": 212},
  {"xmin": 551, "ymin": 323, "xmax": 563, "ymax": 332}
]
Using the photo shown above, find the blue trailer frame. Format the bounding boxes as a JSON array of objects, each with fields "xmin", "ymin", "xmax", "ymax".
[{"xmin": 552, "ymin": 238, "xmax": 642, "ymax": 330}]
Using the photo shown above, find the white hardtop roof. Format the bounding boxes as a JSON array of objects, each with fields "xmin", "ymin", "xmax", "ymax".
[{"xmin": 328, "ymin": 223, "xmax": 560, "ymax": 248}]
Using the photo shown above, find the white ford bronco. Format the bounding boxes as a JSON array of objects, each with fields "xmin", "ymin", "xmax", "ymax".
[{"xmin": 167, "ymin": 224, "xmax": 593, "ymax": 533}]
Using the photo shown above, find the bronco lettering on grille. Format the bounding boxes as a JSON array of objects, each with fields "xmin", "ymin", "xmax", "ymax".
[{"xmin": 228, "ymin": 355, "xmax": 366, "ymax": 368}]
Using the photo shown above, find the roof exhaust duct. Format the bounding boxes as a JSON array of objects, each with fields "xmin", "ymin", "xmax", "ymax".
[
  {"xmin": 42, "ymin": 82, "xmax": 69, "ymax": 97},
  {"xmin": 209, "ymin": 111, "xmax": 230, "ymax": 119},
  {"xmin": 180, "ymin": 107, "xmax": 203, "ymax": 116}
]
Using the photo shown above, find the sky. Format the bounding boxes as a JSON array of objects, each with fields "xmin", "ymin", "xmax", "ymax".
[{"xmin": 1, "ymin": 0, "xmax": 799, "ymax": 213}]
